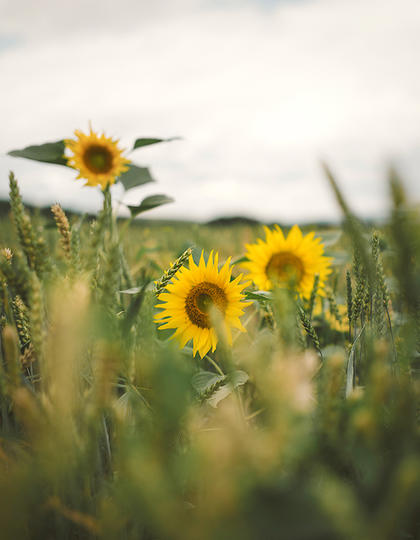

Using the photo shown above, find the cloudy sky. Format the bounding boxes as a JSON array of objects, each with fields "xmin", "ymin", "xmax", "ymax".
[{"xmin": 0, "ymin": 0, "xmax": 419, "ymax": 222}]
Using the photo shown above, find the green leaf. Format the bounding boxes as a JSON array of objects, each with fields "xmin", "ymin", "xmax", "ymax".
[
  {"xmin": 208, "ymin": 370, "xmax": 249, "ymax": 408},
  {"xmin": 118, "ymin": 164, "xmax": 155, "ymax": 191},
  {"xmin": 191, "ymin": 371, "xmax": 224, "ymax": 394},
  {"xmin": 191, "ymin": 369, "xmax": 249, "ymax": 408},
  {"xmin": 119, "ymin": 287, "xmax": 143, "ymax": 295},
  {"xmin": 245, "ymin": 290, "xmax": 272, "ymax": 302},
  {"xmin": 345, "ymin": 325, "xmax": 365, "ymax": 398},
  {"xmin": 232, "ymin": 255, "xmax": 248, "ymax": 265},
  {"xmin": 128, "ymin": 194, "xmax": 174, "ymax": 217},
  {"xmin": 122, "ymin": 282, "xmax": 149, "ymax": 334},
  {"xmin": 120, "ymin": 283, "xmax": 155, "ymax": 294},
  {"xmin": 132, "ymin": 137, "xmax": 180, "ymax": 151},
  {"xmin": 8, "ymin": 140, "xmax": 67, "ymax": 166},
  {"xmin": 228, "ymin": 370, "xmax": 249, "ymax": 388},
  {"xmin": 317, "ymin": 230, "xmax": 342, "ymax": 247}
]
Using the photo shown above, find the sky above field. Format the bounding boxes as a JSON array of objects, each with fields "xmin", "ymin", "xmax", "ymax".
[{"xmin": 0, "ymin": 0, "xmax": 419, "ymax": 222}]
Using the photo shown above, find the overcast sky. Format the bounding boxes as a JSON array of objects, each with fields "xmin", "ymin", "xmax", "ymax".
[{"xmin": 0, "ymin": 0, "xmax": 419, "ymax": 222}]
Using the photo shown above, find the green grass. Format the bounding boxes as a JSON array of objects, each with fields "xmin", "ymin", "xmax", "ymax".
[{"xmin": 0, "ymin": 169, "xmax": 420, "ymax": 540}]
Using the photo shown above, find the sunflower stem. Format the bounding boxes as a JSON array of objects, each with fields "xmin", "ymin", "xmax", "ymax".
[{"xmin": 205, "ymin": 355, "xmax": 225, "ymax": 376}]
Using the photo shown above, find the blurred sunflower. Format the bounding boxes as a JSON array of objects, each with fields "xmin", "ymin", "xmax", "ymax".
[
  {"xmin": 313, "ymin": 298, "xmax": 349, "ymax": 333},
  {"xmin": 243, "ymin": 225, "xmax": 332, "ymax": 298},
  {"xmin": 155, "ymin": 251, "xmax": 251, "ymax": 358},
  {"xmin": 65, "ymin": 128, "xmax": 130, "ymax": 188}
]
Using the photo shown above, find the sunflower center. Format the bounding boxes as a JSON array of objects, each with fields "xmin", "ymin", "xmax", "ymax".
[
  {"xmin": 83, "ymin": 145, "xmax": 114, "ymax": 174},
  {"xmin": 266, "ymin": 251, "xmax": 304, "ymax": 285},
  {"xmin": 185, "ymin": 282, "xmax": 227, "ymax": 329}
]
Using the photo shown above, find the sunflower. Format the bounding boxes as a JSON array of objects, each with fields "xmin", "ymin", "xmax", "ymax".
[
  {"xmin": 65, "ymin": 128, "xmax": 130, "ymax": 188},
  {"xmin": 313, "ymin": 298, "xmax": 349, "ymax": 333},
  {"xmin": 155, "ymin": 251, "xmax": 251, "ymax": 358},
  {"xmin": 243, "ymin": 225, "xmax": 332, "ymax": 298}
]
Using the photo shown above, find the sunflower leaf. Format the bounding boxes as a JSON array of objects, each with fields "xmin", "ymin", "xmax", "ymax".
[
  {"xmin": 208, "ymin": 370, "xmax": 249, "ymax": 408},
  {"xmin": 132, "ymin": 137, "xmax": 180, "ymax": 150},
  {"xmin": 8, "ymin": 140, "xmax": 68, "ymax": 166},
  {"xmin": 191, "ymin": 371, "xmax": 224, "ymax": 394},
  {"xmin": 118, "ymin": 164, "xmax": 156, "ymax": 191},
  {"xmin": 191, "ymin": 370, "xmax": 249, "ymax": 407},
  {"xmin": 127, "ymin": 194, "xmax": 174, "ymax": 217}
]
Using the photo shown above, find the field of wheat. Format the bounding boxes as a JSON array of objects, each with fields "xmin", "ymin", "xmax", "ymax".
[{"xmin": 1, "ymin": 162, "xmax": 420, "ymax": 540}]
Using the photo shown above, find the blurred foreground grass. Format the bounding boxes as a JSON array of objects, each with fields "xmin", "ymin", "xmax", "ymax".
[{"xmin": 1, "ymin": 169, "xmax": 420, "ymax": 540}]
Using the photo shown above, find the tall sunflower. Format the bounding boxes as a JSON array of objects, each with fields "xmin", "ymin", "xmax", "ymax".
[
  {"xmin": 155, "ymin": 251, "xmax": 251, "ymax": 358},
  {"xmin": 65, "ymin": 128, "xmax": 130, "ymax": 188},
  {"xmin": 243, "ymin": 225, "xmax": 331, "ymax": 298}
]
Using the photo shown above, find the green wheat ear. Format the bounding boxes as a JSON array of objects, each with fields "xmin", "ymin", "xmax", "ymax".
[
  {"xmin": 352, "ymin": 248, "xmax": 366, "ymax": 324},
  {"xmin": 29, "ymin": 273, "xmax": 45, "ymax": 362},
  {"xmin": 0, "ymin": 248, "xmax": 31, "ymax": 303},
  {"xmin": 371, "ymin": 232, "xmax": 388, "ymax": 336},
  {"xmin": 298, "ymin": 304, "xmax": 322, "ymax": 359},
  {"xmin": 2, "ymin": 325, "xmax": 21, "ymax": 392},
  {"xmin": 51, "ymin": 203, "xmax": 72, "ymax": 262},
  {"xmin": 346, "ymin": 271, "xmax": 353, "ymax": 321},
  {"xmin": 155, "ymin": 247, "xmax": 193, "ymax": 296},
  {"xmin": 11, "ymin": 295, "xmax": 31, "ymax": 350},
  {"xmin": 9, "ymin": 171, "xmax": 36, "ymax": 270},
  {"xmin": 9, "ymin": 172, "xmax": 51, "ymax": 277}
]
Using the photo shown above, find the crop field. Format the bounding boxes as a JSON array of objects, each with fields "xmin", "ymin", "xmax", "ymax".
[{"xmin": 1, "ymin": 164, "xmax": 420, "ymax": 540}]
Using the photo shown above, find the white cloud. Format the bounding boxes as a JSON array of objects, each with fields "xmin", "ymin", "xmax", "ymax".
[{"xmin": 0, "ymin": 0, "xmax": 419, "ymax": 222}]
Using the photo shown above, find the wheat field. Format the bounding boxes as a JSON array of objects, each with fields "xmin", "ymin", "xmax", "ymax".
[{"xmin": 0, "ymin": 167, "xmax": 420, "ymax": 540}]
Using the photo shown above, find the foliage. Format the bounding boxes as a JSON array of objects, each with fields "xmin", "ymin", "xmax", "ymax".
[
  {"xmin": 0, "ymin": 167, "xmax": 420, "ymax": 540},
  {"xmin": 8, "ymin": 133, "xmax": 177, "ymax": 214}
]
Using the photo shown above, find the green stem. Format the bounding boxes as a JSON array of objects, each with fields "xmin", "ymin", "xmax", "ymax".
[
  {"xmin": 205, "ymin": 355, "xmax": 225, "ymax": 376},
  {"xmin": 385, "ymin": 304, "xmax": 398, "ymax": 376}
]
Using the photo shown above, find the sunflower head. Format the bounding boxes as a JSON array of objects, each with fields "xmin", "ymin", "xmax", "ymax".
[
  {"xmin": 243, "ymin": 224, "xmax": 332, "ymax": 298},
  {"xmin": 155, "ymin": 251, "xmax": 251, "ymax": 358},
  {"xmin": 65, "ymin": 128, "xmax": 130, "ymax": 188}
]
